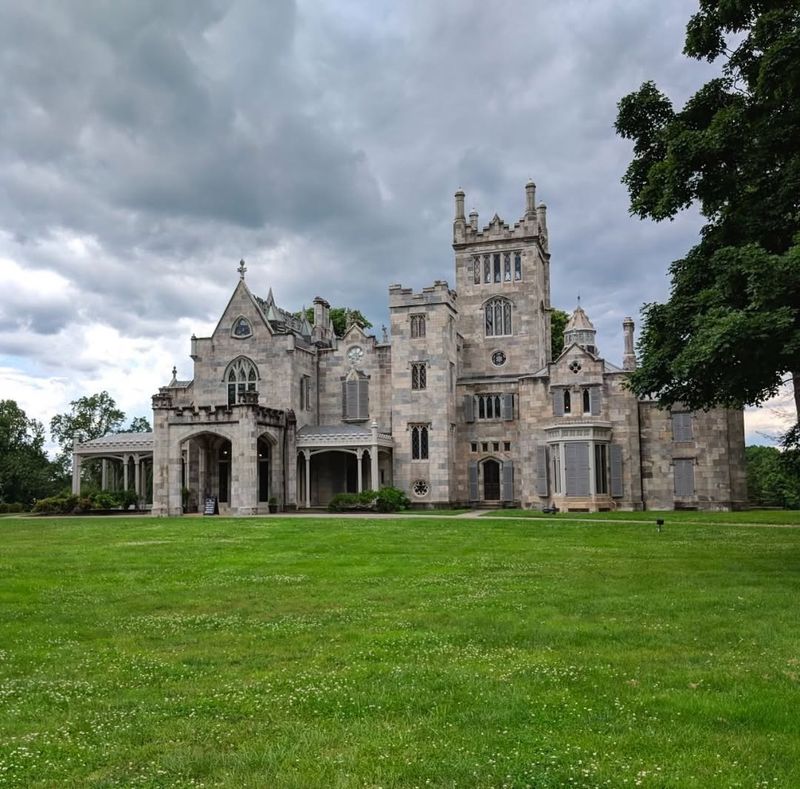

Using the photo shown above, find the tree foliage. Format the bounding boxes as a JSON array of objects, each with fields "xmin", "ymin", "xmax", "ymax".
[
  {"xmin": 746, "ymin": 445, "xmax": 800, "ymax": 509},
  {"xmin": 50, "ymin": 391, "xmax": 126, "ymax": 472},
  {"xmin": 615, "ymin": 2, "xmax": 800, "ymax": 432},
  {"xmin": 298, "ymin": 306, "xmax": 373, "ymax": 338},
  {"xmin": 0, "ymin": 400, "xmax": 61, "ymax": 505},
  {"xmin": 126, "ymin": 416, "xmax": 152, "ymax": 433},
  {"xmin": 550, "ymin": 308, "xmax": 570, "ymax": 360}
]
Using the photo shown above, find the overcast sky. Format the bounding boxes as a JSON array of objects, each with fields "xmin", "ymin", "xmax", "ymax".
[{"xmin": 0, "ymin": 0, "xmax": 792, "ymax": 447}]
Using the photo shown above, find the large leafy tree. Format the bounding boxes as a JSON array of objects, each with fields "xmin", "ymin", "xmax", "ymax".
[
  {"xmin": 50, "ymin": 391, "xmax": 126, "ymax": 473},
  {"xmin": 550, "ymin": 308, "xmax": 570, "ymax": 360},
  {"xmin": 0, "ymin": 400, "xmax": 61, "ymax": 505},
  {"xmin": 615, "ymin": 2, "xmax": 800, "ymax": 434}
]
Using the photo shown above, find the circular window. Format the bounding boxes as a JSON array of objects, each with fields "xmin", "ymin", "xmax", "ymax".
[
  {"xmin": 491, "ymin": 350, "xmax": 507, "ymax": 367},
  {"xmin": 347, "ymin": 346, "xmax": 364, "ymax": 365},
  {"xmin": 412, "ymin": 480, "xmax": 429, "ymax": 497},
  {"xmin": 568, "ymin": 360, "xmax": 582, "ymax": 373}
]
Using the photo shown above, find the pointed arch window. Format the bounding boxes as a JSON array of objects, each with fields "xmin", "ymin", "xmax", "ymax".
[
  {"xmin": 563, "ymin": 390, "xmax": 571, "ymax": 414},
  {"xmin": 224, "ymin": 357, "xmax": 259, "ymax": 406},
  {"xmin": 485, "ymin": 298, "xmax": 512, "ymax": 337}
]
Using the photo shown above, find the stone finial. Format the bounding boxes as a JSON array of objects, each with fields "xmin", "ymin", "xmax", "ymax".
[
  {"xmin": 237, "ymin": 259, "xmax": 247, "ymax": 279},
  {"xmin": 381, "ymin": 324, "xmax": 389, "ymax": 343}
]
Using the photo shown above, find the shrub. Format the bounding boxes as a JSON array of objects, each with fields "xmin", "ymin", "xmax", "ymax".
[
  {"xmin": 33, "ymin": 495, "xmax": 78, "ymax": 514},
  {"xmin": 327, "ymin": 487, "xmax": 410, "ymax": 513},
  {"xmin": 0, "ymin": 502, "xmax": 24, "ymax": 513},
  {"xmin": 374, "ymin": 486, "xmax": 410, "ymax": 512},
  {"xmin": 328, "ymin": 492, "xmax": 369, "ymax": 512}
]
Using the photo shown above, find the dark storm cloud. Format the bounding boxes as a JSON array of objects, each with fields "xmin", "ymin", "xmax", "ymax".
[{"xmin": 0, "ymin": 0, "xmax": 728, "ymax": 408}]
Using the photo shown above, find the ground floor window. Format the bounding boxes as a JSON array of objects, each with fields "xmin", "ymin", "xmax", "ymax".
[
  {"xmin": 548, "ymin": 441, "xmax": 611, "ymax": 497},
  {"xmin": 411, "ymin": 424, "xmax": 429, "ymax": 460}
]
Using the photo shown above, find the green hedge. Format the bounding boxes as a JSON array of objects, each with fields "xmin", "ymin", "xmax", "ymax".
[
  {"xmin": 0, "ymin": 502, "xmax": 26, "ymax": 513},
  {"xmin": 328, "ymin": 487, "xmax": 410, "ymax": 513}
]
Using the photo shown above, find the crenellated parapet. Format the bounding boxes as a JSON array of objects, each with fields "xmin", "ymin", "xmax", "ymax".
[
  {"xmin": 453, "ymin": 182, "xmax": 548, "ymax": 252},
  {"xmin": 388, "ymin": 279, "xmax": 457, "ymax": 310}
]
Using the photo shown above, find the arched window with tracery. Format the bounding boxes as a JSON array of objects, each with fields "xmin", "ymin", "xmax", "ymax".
[
  {"xmin": 485, "ymin": 298, "xmax": 512, "ymax": 337},
  {"xmin": 224, "ymin": 356, "xmax": 259, "ymax": 406}
]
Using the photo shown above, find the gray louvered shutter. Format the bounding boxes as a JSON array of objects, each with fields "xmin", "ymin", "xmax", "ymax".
[
  {"xmin": 609, "ymin": 444, "xmax": 623, "ymax": 497},
  {"xmin": 674, "ymin": 459, "xmax": 695, "ymax": 497},
  {"xmin": 341, "ymin": 381, "xmax": 347, "ymax": 418},
  {"xmin": 468, "ymin": 461, "xmax": 479, "ymax": 500},
  {"xmin": 464, "ymin": 395, "xmax": 474, "ymax": 423},
  {"xmin": 346, "ymin": 380, "xmax": 359, "ymax": 419},
  {"xmin": 565, "ymin": 442, "xmax": 590, "ymax": 496},
  {"xmin": 672, "ymin": 412, "xmax": 693, "ymax": 441},
  {"xmin": 502, "ymin": 393, "xmax": 514, "ymax": 421},
  {"xmin": 501, "ymin": 460, "xmax": 514, "ymax": 502},
  {"xmin": 536, "ymin": 444, "xmax": 548, "ymax": 496},
  {"xmin": 553, "ymin": 390, "xmax": 564, "ymax": 416},
  {"xmin": 357, "ymin": 378, "xmax": 369, "ymax": 419},
  {"xmin": 590, "ymin": 387, "xmax": 602, "ymax": 416}
]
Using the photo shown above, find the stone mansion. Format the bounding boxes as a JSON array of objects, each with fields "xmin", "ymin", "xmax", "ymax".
[{"xmin": 72, "ymin": 181, "xmax": 747, "ymax": 514}]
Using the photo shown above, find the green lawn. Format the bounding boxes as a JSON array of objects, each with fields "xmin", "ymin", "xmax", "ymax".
[
  {"xmin": 491, "ymin": 507, "xmax": 800, "ymax": 525},
  {"xmin": 1, "ymin": 516, "xmax": 798, "ymax": 787}
]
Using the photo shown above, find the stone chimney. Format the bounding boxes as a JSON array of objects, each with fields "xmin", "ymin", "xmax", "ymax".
[
  {"xmin": 525, "ymin": 180, "xmax": 536, "ymax": 219},
  {"xmin": 469, "ymin": 208, "xmax": 479, "ymax": 231},
  {"xmin": 453, "ymin": 188, "xmax": 466, "ymax": 243},
  {"xmin": 312, "ymin": 296, "xmax": 331, "ymax": 340},
  {"xmin": 622, "ymin": 317, "xmax": 636, "ymax": 371}
]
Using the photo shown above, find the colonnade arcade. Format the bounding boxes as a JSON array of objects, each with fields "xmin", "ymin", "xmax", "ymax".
[
  {"xmin": 296, "ymin": 422, "xmax": 394, "ymax": 508},
  {"xmin": 179, "ymin": 429, "xmax": 279, "ymax": 514},
  {"xmin": 71, "ymin": 432, "xmax": 154, "ymax": 505}
]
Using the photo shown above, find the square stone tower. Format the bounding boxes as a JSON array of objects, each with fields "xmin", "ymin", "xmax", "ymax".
[{"xmin": 453, "ymin": 181, "xmax": 552, "ymax": 377}]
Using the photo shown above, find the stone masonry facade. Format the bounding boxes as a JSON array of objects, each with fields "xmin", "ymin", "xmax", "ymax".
[{"xmin": 73, "ymin": 183, "xmax": 747, "ymax": 514}]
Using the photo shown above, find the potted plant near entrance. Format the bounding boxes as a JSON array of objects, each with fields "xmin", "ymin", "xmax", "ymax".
[{"xmin": 268, "ymin": 496, "xmax": 278, "ymax": 514}]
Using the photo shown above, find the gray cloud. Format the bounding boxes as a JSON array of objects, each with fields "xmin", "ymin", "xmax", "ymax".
[{"xmin": 0, "ymin": 0, "xmax": 747, "ymax": 425}]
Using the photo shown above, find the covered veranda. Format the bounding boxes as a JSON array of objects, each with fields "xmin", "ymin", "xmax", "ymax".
[
  {"xmin": 296, "ymin": 422, "xmax": 393, "ymax": 508},
  {"xmin": 71, "ymin": 432, "xmax": 154, "ymax": 506}
]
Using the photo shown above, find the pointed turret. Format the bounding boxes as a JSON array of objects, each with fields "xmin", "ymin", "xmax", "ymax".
[{"xmin": 564, "ymin": 303, "xmax": 598, "ymax": 355}]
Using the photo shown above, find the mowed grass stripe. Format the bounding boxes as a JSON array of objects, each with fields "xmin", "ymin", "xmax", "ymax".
[{"xmin": 0, "ymin": 516, "xmax": 798, "ymax": 787}]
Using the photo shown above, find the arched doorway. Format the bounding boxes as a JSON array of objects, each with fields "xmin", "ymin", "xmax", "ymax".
[{"xmin": 483, "ymin": 458, "xmax": 501, "ymax": 501}]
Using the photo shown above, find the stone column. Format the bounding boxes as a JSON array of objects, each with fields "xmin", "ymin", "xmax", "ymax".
[
  {"xmin": 168, "ymin": 444, "xmax": 183, "ymax": 516},
  {"xmin": 71, "ymin": 446, "xmax": 82, "ymax": 495},
  {"xmin": 122, "ymin": 454, "xmax": 129, "ymax": 491},
  {"xmin": 101, "ymin": 459, "xmax": 108, "ymax": 491},
  {"xmin": 198, "ymin": 444, "xmax": 207, "ymax": 499},
  {"xmin": 304, "ymin": 450, "xmax": 311, "ymax": 509},
  {"xmin": 134, "ymin": 455, "xmax": 141, "ymax": 498},
  {"xmin": 150, "ymin": 394, "xmax": 172, "ymax": 517},
  {"xmin": 232, "ymin": 412, "xmax": 258, "ymax": 516},
  {"xmin": 370, "ymin": 420, "xmax": 380, "ymax": 491},
  {"xmin": 356, "ymin": 449, "xmax": 363, "ymax": 493}
]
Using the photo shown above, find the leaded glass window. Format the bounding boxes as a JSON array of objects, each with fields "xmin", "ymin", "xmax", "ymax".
[
  {"xmin": 484, "ymin": 255, "xmax": 491, "ymax": 283},
  {"xmin": 504, "ymin": 253, "xmax": 511, "ymax": 281},
  {"xmin": 514, "ymin": 252, "xmax": 522, "ymax": 280},
  {"xmin": 485, "ymin": 298, "xmax": 512, "ymax": 337},
  {"xmin": 410, "ymin": 314, "xmax": 426, "ymax": 339},
  {"xmin": 411, "ymin": 424, "xmax": 429, "ymax": 460},
  {"xmin": 224, "ymin": 356, "xmax": 259, "ymax": 406},
  {"xmin": 411, "ymin": 362, "xmax": 426, "ymax": 390},
  {"xmin": 493, "ymin": 253, "xmax": 501, "ymax": 282},
  {"xmin": 473, "ymin": 256, "xmax": 481, "ymax": 284}
]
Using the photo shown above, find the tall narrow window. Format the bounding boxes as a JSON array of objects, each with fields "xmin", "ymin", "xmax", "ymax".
[
  {"xmin": 493, "ymin": 253, "xmax": 501, "ymax": 282},
  {"xmin": 504, "ymin": 252, "xmax": 511, "ymax": 281},
  {"xmin": 411, "ymin": 425, "xmax": 429, "ymax": 460},
  {"xmin": 484, "ymin": 298, "xmax": 512, "ymax": 337},
  {"xmin": 411, "ymin": 362, "xmax": 427, "ymax": 390},
  {"xmin": 583, "ymin": 388, "xmax": 591, "ymax": 413},
  {"xmin": 473, "ymin": 256, "xmax": 481, "ymax": 284},
  {"xmin": 410, "ymin": 314, "xmax": 426, "ymax": 339},
  {"xmin": 300, "ymin": 375, "xmax": 311, "ymax": 410},
  {"xmin": 552, "ymin": 446, "xmax": 562, "ymax": 493},
  {"xmin": 594, "ymin": 444, "xmax": 608, "ymax": 494},
  {"xmin": 514, "ymin": 252, "xmax": 522, "ymax": 280},
  {"xmin": 224, "ymin": 357, "xmax": 259, "ymax": 406},
  {"xmin": 484, "ymin": 255, "xmax": 491, "ymax": 283},
  {"xmin": 564, "ymin": 390, "xmax": 571, "ymax": 414}
]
